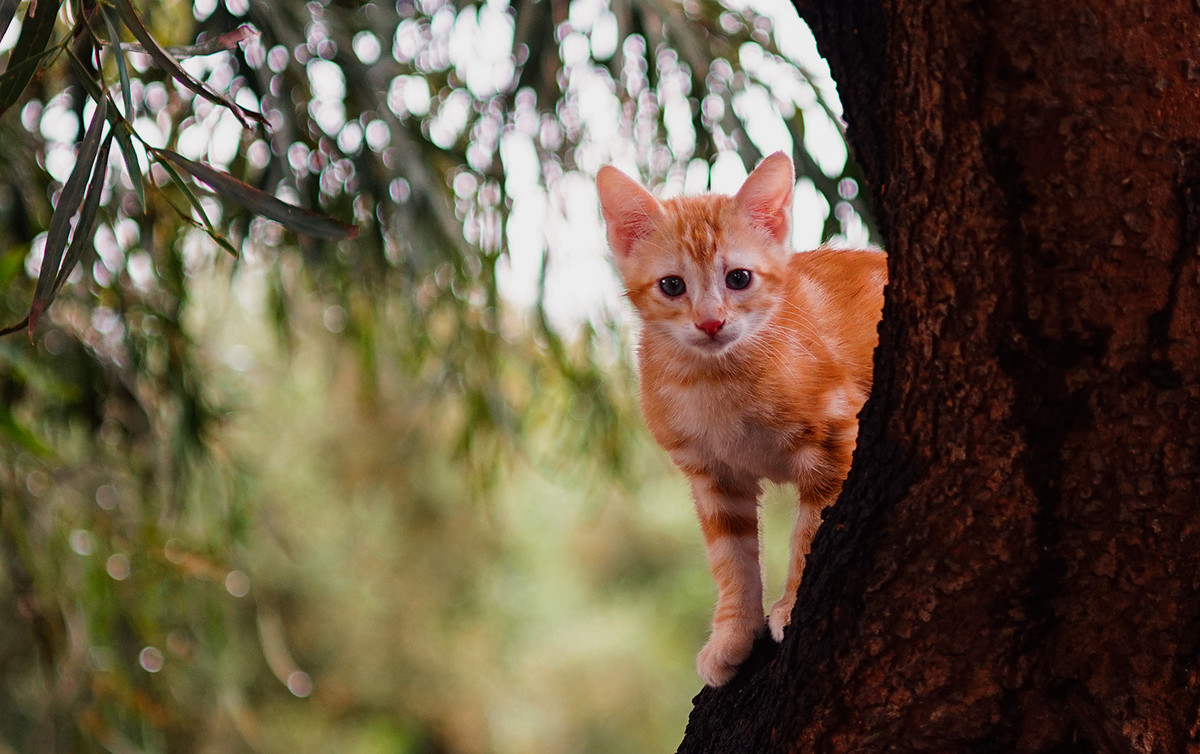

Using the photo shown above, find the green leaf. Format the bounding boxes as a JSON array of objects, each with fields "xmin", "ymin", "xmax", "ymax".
[
  {"xmin": 65, "ymin": 46, "xmax": 104, "ymax": 102},
  {"xmin": 113, "ymin": 122, "xmax": 145, "ymax": 213},
  {"xmin": 113, "ymin": 0, "xmax": 266, "ymax": 130},
  {"xmin": 154, "ymin": 154, "xmax": 238, "ymax": 256},
  {"xmin": 154, "ymin": 149, "xmax": 360, "ymax": 242},
  {"xmin": 28, "ymin": 97, "xmax": 109, "ymax": 334},
  {"xmin": 0, "ymin": 0, "xmax": 64, "ymax": 117},
  {"xmin": 51, "ymin": 133, "xmax": 114, "ymax": 300},
  {"xmin": 100, "ymin": 4, "xmax": 135, "ymax": 121}
]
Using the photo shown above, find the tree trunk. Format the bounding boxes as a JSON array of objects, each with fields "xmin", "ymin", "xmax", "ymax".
[{"xmin": 678, "ymin": 1, "xmax": 1200, "ymax": 751}]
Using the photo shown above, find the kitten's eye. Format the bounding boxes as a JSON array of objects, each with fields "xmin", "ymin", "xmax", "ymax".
[
  {"xmin": 659, "ymin": 276, "xmax": 686, "ymax": 297},
  {"xmin": 725, "ymin": 269, "xmax": 752, "ymax": 290}
]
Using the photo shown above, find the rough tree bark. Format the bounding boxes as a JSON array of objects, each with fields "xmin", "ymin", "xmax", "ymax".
[{"xmin": 678, "ymin": 1, "xmax": 1200, "ymax": 751}]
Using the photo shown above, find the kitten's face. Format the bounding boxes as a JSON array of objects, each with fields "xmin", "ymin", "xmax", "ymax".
[
  {"xmin": 618, "ymin": 199, "xmax": 789, "ymax": 357},
  {"xmin": 597, "ymin": 153, "xmax": 796, "ymax": 359}
]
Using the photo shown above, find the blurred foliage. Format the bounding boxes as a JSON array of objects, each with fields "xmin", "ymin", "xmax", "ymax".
[{"xmin": 0, "ymin": 0, "xmax": 869, "ymax": 750}]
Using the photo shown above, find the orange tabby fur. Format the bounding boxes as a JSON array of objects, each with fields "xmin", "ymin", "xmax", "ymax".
[{"xmin": 596, "ymin": 153, "xmax": 886, "ymax": 687}]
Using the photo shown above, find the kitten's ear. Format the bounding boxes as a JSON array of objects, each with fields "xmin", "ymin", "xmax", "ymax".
[
  {"xmin": 597, "ymin": 165, "xmax": 664, "ymax": 259},
  {"xmin": 734, "ymin": 151, "xmax": 794, "ymax": 244}
]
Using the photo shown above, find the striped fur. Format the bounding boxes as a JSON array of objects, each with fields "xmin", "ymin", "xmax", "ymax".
[{"xmin": 597, "ymin": 153, "xmax": 886, "ymax": 686}]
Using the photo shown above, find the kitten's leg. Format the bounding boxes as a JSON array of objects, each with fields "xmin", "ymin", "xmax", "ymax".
[
  {"xmin": 689, "ymin": 473, "xmax": 764, "ymax": 687},
  {"xmin": 768, "ymin": 500, "xmax": 823, "ymax": 642},
  {"xmin": 770, "ymin": 424, "xmax": 857, "ymax": 641}
]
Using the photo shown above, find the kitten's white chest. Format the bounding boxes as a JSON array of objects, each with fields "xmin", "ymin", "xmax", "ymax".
[{"xmin": 654, "ymin": 380, "xmax": 794, "ymax": 483}]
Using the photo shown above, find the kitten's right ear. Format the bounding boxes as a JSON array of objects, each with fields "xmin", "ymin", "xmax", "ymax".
[
  {"xmin": 734, "ymin": 151, "xmax": 794, "ymax": 245},
  {"xmin": 597, "ymin": 165, "xmax": 664, "ymax": 259}
]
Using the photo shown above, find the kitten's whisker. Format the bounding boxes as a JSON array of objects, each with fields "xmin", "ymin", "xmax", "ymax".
[
  {"xmin": 768, "ymin": 306, "xmax": 825, "ymax": 343},
  {"xmin": 750, "ymin": 321, "xmax": 816, "ymax": 364}
]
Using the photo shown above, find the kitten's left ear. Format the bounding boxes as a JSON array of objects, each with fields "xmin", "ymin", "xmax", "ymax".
[
  {"xmin": 597, "ymin": 165, "xmax": 664, "ymax": 259},
  {"xmin": 734, "ymin": 151, "xmax": 795, "ymax": 244}
]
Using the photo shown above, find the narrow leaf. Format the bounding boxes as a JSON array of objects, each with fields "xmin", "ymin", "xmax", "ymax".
[
  {"xmin": 0, "ymin": 41, "xmax": 60, "ymax": 92},
  {"xmin": 113, "ymin": 122, "xmax": 145, "ymax": 212},
  {"xmin": 30, "ymin": 97, "xmax": 109, "ymax": 334},
  {"xmin": 51, "ymin": 133, "xmax": 113, "ymax": 300},
  {"xmin": 156, "ymin": 157, "xmax": 223, "ymax": 235},
  {"xmin": 154, "ymin": 156, "xmax": 240, "ymax": 257},
  {"xmin": 15, "ymin": 132, "xmax": 109, "ymax": 336},
  {"xmin": 155, "ymin": 149, "xmax": 359, "ymax": 241},
  {"xmin": 99, "ymin": 4, "xmax": 135, "ymax": 120},
  {"xmin": 0, "ymin": 315, "xmax": 29, "ymax": 337},
  {"xmin": 113, "ymin": 0, "xmax": 266, "ymax": 129},
  {"xmin": 65, "ymin": 46, "xmax": 104, "ymax": 103},
  {"xmin": 0, "ymin": 0, "xmax": 64, "ymax": 117}
]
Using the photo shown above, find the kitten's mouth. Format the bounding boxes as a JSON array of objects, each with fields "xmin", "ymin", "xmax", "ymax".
[{"xmin": 689, "ymin": 333, "xmax": 736, "ymax": 355}]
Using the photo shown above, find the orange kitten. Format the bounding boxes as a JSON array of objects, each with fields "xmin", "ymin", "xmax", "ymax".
[{"xmin": 597, "ymin": 153, "xmax": 886, "ymax": 687}]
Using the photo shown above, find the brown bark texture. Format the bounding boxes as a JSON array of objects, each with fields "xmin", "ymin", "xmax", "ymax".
[{"xmin": 678, "ymin": 1, "xmax": 1200, "ymax": 751}]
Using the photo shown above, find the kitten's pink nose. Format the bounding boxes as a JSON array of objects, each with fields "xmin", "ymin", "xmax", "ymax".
[{"xmin": 695, "ymin": 319, "xmax": 725, "ymax": 337}]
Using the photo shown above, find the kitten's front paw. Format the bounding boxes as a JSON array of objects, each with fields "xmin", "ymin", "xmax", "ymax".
[
  {"xmin": 697, "ymin": 625, "xmax": 759, "ymax": 687},
  {"xmin": 768, "ymin": 596, "xmax": 795, "ymax": 642}
]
